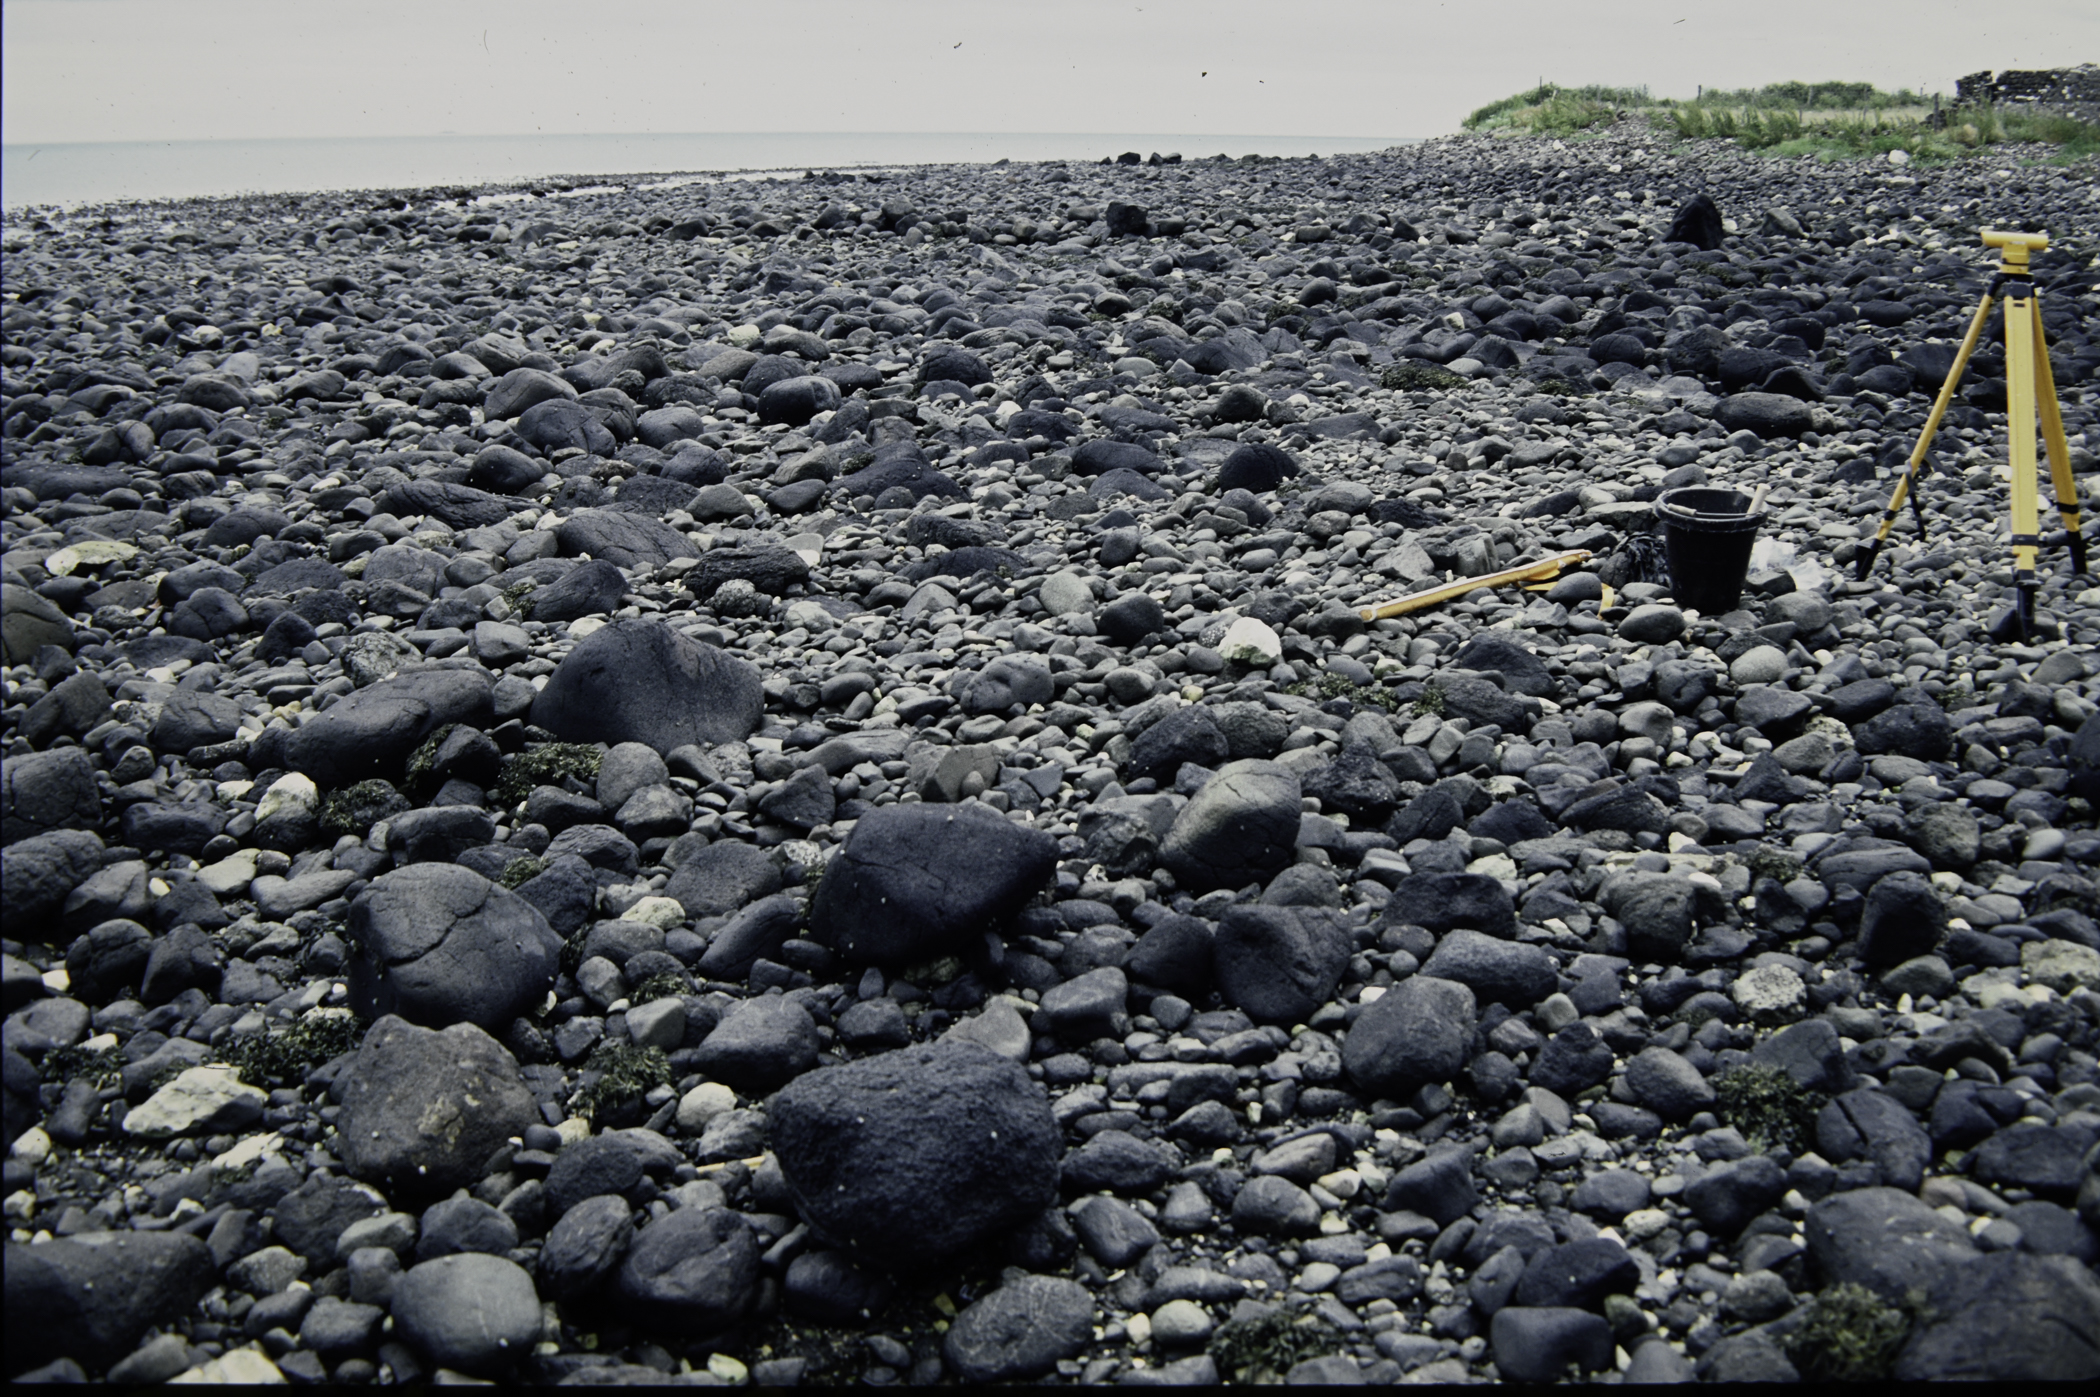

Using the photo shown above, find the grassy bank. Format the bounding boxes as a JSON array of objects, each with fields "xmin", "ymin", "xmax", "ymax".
[{"xmin": 1463, "ymin": 81, "xmax": 2100, "ymax": 162}]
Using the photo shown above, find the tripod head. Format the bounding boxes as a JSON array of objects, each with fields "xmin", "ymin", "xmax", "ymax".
[{"xmin": 1982, "ymin": 227, "xmax": 2049, "ymax": 273}]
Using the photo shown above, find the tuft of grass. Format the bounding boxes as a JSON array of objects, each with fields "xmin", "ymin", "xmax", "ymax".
[
  {"xmin": 1786, "ymin": 1283, "xmax": 1911, "ymax": 1383},
  {"xmin": 1208, "ymin": 1304, "xmax": 1344, "ymax": 1384},
  {"xmin": 494, "ymin": 742, "xmax": 604, "ymax": 807},
  {"xmin": 225, "ymin": 1009, "xmax": 363, "ymax": 1089},
  {"xmin": 1410, "ymin": 683, "xmax": 1446, "ymax": 718},
  {"xmin": 570, "ymin": 1041, "xmax": 673, "ymax": 1125},
  {"xmin": 1382, "ymin": 363, "xmax": 1468, "ymax": 393},
  {"xmin": 1713, "ymin": 1063, "xmax": 1824, "ymax": 1152}
]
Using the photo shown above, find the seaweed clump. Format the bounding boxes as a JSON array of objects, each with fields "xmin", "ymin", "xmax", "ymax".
[
  {"xmin": 41, "ymin": 1043, "xmax": 124, "ymax": 1089},
  {"xmin": 1785, "ymin": 1283, "xmax": 1911, "ymax": 1383},
  {"xmin": 570, "ymin": 1041, "xmax": 673, "ymax": 1126},
  {"xmin": 498, "ymin": 855, "xmax": 548, "ymax": 890},
  {"xmin": 1381, "ymin": 362, "xmax": 1468, "ymax": 393},
  {"xmin": 495, "ymin": 743, "xmax": 604, "ymax": 807},
  {"xmin": 225, "ymin": 1009, "xmax": 364, "ymax": 1089},
  {"xmin": 1208, "ymin": 1304, "xmax": 1343, "ymax": 1384},
  {"xmin": 1713, "ymin": 1063, "xmax": 1824, "ymax": 1152},
  {"xmin": 321, "ymin": 779, "xmax": 413, "ymax": 837}
]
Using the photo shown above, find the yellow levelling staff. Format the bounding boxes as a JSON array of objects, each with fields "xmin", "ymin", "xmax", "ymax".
[
  {"xmin": 1853, "ymin": 228, "xmax": 2088, "ymax": 643},
  {"xmin": 1358, "ymin": 549, "xmax": 1593, "ymax": 622}
]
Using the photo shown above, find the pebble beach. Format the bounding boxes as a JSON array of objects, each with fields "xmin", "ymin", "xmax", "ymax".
[{"xmin": 4, "ymin": 116, "xmax": 2100, "ymax": 1384}]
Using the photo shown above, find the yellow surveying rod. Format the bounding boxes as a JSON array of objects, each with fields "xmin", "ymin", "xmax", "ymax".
[{"xmin": 1357, "ymin": 549, "xmax": 1593, "ymax": 622}]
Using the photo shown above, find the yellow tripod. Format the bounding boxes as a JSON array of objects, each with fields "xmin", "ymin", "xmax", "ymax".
[{"xmin": 1854, "ymin": 229, "xmax": 2087, "ymax": 642}]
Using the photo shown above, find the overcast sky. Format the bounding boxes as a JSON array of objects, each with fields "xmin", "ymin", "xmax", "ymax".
[{"xmin": 5, "ymin": 0, "xmax": 2096, "ymax": 146}]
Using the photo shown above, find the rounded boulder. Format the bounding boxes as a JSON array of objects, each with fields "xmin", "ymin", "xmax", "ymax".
[
  {"xmin": 768, "ymin": 1040, "xmax": 1061, "ymax": 1266},
  {"xmin": 346, "ymin": 863, "xmax": 562, "ymax": 1031}
]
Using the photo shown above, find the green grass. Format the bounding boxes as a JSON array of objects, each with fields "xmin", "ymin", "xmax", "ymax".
[
  {"xmin": 1695, "ymin": 81, "xmax": 1925, "ymax": 111},
  {"xmin": 1676, "ymin": 98, "xmax": 2099, "ymax": 163},
  {"xmin": 1462, "ymin": 79, "xmax": 2099, "ymax": 163},
  {"xmin": 1464, "ymin": 84, "xmax": 1654, "ymax": 137}
]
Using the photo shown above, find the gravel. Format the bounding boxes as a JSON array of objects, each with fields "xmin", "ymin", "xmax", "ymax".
[{"xmin": 5, "ymin": 111, "xmax": 2100, "ymax": 1385}]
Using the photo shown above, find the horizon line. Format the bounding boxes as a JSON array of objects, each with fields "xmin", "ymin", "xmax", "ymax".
[{"xmin": 1, "ymin": 130, "xmax": 1421, "ymax": 152}]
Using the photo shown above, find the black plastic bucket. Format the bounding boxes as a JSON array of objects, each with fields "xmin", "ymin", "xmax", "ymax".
[{"xmin": 1656, "ymin": 487, "xmax": 1762, "ymax": 615}]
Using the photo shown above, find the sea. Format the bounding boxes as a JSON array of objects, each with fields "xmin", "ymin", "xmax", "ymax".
[{"xmin": 1, "ymin": 132, "xmax": 1414, "ymax": 211}]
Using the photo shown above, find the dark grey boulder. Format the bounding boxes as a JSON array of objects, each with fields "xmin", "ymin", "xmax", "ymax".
[
  {"xmin": 687, "ymin": 544, "xmax": 811, "ymax": 601},
  {"xmin": 556, "ymin": 509, "xmax": 699, "ymax": 571},
  {"xmin": 1385, "ymin": 873, "xmax": 1516, "ymax": 937},
  {"xmin": 1853, "ymin": 693, "xmax": 1954, "ymax": 761},
  {"xmin": 954, "ymin": 655, "xmax": 1055, "ymax": 714},
  {"xmin": 530, "ymin": 619, "xmax": 763, "ymax": 755},
  {"xmin": 1421, "ymin": 929, "xmax": 1556, "ymax": 1006},
  {"xmin": 943, "ymin": 1275, "xmax": 1093, "ymax": 1383},
  {"xmin": 1893, "ymin": 1250, "xmax": 2100, "ymax": 1381},
  {"xmin": 2, "ymin": 747, "xmax": 100, "ymax": 844},
  {"xmin": 784, "ymin": 1249, "xmax": 895, "ymax": 1325},
  {"xmin": 0, "ymin": 829, "xmax": 103, "ymax": 921},
  {"xmin": 335, "ymin": 1016, "xmax": 538, "ymax": 1201},
  {"xmin": 1210, "ymin": 905, "xmax": 1351, "ymax": 1025},
  {"xmin": 484, "ymin": 366, "xmax": 576, "ymax": 419},
  {"xmin": 1815, "ymin": 1088, "xmax": 1930, "ymax": 1192},
  {"xmin": 1381, "ymin": 1146, "xmax": 1479, "ymax": 1225},
  {"xmin": 665, "ymin": 841, "xmax": 784, "ymax": 919},
  {"xmin": 1159, "ymin": 759, "xmax": 1301, "ymax": 893},
  {"xmin": 808, "ymin": 803, "xmax": 1055, "ymax": 965},
  {"xmin": 1804, "ymin": 1186, "xmax": 1980, "ymax": 1301},
  {"xmin": 690, "ymin": 994, "xmax": 820, "ymax": 1093},
  {"xmin": 1231, "ymin": 1174, "xmax": 1322, "ymax": 1237},
  {"xmin": 346, "ymin": 864, "xmax": 561, "ymax": 1030},
  {"xmin": 1452, "ymin": 634, "xmax": 1555, "ymax": 697},
  {"xmin": 149, "ymin": 689, "xmax": 240, "ymax": 752},
  {"xmin": 2, "ymin": 1232, "xmax": 215, "ymax": 1376},
  {"xmin": 768, "ymin": 1040, "xmax": 1060, "ymax": 1266},
  {"xmin": 615, "ymin": 1206, "xmax": 760, "ymax": 1330},
  {"xmin": 1063, "ymin": 1128, "xmax": 1177, "ymax": 1195},
  {"xmin": 1215, "ymin": 442, "xmax": 1299, "ymax": 492},
  {"xmin": 543, "ymin": 1130, "xmax": 680, "ymax": 1214},
  {"xmin": 1623, "ymin": 1046, "xmax": 1715, "ymax": 1122},
  {"xmin": 1490, "ymin": 1307, "xmax": 1615, "ymax": 1383},
  {"xmin": 1343, "ymin": 976, "xmax": 1476, "ymax": 1097},
  {"xmin": 694, "ymin": 893, "xmax": 803, "ymax": 980},
  {"xmin": 1714, "ymin": 391, "xmax": 1814, "ymax": 439},
  {"xmin": 1071, "ymin": 440, "xmax": 1164, "ymax": 476},
  {"xmin": 283, "ymin": 669, "xmax": 493, "ymax": 787},
  {"xmin": 527, "ymin": 559, "xmax": 626, "ymax": 623},
  {"xmin": 1857, "ymin": 871, "xmax": 1947, "ymax": 967},
  {"xmin": 757, "ymin": 374, "xmax": 842, "ymax": 427},
  {"xmin": 391, "ymin": 1253, "xmax": 543, "ymax": 1377}
]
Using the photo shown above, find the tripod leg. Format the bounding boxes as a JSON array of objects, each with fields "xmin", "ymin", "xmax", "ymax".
[
  {"xmin": 1855, "ymin": 288, "xmax": 1994, "ymax": 580},
  {"xmin": 2003, "ymin": 285, "xmax": 2042, "ymax": 638},
  {"xmin": 2031, "ymin": 299, "xmax": 2088, "ymax": 575}
]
